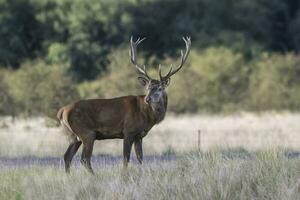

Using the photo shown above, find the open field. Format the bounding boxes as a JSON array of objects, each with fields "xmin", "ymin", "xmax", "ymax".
[
  {"xmin": 0, "ymin": 149, "xmax": 299, "ymax": 200},
  {"xmin": 0, "ymin": 113, "xmax": 300, "ymax": 157},
  {"xmin": 0, "ymin": 114, "xmax": 300, "ymax": 199}
]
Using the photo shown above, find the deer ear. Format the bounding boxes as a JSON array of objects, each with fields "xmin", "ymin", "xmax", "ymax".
[{"xmin": 138, "ymin": 77, "xmax": 149, "ymax": 86}]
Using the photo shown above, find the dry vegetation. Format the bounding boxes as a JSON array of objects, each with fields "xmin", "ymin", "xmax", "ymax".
[
  {"xmin": 0, "ymin": 149, "xmax": 299, "ymax": 200},
  {"xmin": 0, "ymin": 113, "xmax": 300, "ymax": 200},
  {"xmin": 0, "ymin": 113, "xmax": 300, "ymax": 157}
]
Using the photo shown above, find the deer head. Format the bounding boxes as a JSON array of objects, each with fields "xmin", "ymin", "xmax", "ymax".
[{"xmin": 129, "ymin": 36, "xmax": 191, "ymax": 106}]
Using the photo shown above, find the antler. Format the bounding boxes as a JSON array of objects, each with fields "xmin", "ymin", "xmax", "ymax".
[
  {"xmin": 129, "ymin": 36, "xmax": 152, "ymax": 80},
  {"xmin": 160, "ymin": 37, "xmax": 191, "ymax": 81}
]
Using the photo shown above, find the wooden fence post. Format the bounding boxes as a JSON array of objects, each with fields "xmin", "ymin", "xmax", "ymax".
[{"xmin": 198, "ymin": 130, "xmax": 201, "ymax": 152}]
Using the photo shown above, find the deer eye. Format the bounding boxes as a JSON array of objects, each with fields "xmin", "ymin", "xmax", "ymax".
[
  {"xmin": 148, "ymin": 85, "xmax": 154, "ymax": 90},
  {"xmin": 158, "ymin": 87, "xmax": 164, "ymax": 91}
]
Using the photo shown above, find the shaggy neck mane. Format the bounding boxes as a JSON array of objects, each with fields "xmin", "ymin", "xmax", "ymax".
[
  {"xmin": 141, "ymin": 93, "xmax": 168, "ymax": 125},
  {"xmin": 151, "ymin": 99, "xmax": 167, "ymax": 123}
]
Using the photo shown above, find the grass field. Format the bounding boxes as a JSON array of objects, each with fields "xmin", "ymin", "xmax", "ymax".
[
  {"xmin": 0, "ymin": 149, "xmax": 299, "ymax": 200},
  {"xmin": 0, "ymin": 113, "xmax": 300, "ymax": 157},
  {"xmin": 0, "ymin": 113, "xmax": 300, "ymax": 199}
]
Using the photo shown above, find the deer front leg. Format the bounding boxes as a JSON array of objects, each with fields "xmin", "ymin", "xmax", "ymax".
[
  {"xmin": 134, "ymin": 137, "xmax": 143, "ymax": 164},
  {"xmin": 123, "ymin": 136, "xmax": 134, "ymax": 167}
]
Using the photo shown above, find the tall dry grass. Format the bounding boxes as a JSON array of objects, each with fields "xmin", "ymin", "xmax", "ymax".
[
  {"xmin": 0, "ymin": 114, "xmax": 300, "ymax": 199},
  {"xmin": 0, "ymin": 113, "xmax": 300, "ymax": 157},
  {"xmin": 0, "ymin": 149, "xmax": 299, "ymax": 200},
  {"xmin": 0, "ymin": 112, "xmax": 299, "ymax": 157}
]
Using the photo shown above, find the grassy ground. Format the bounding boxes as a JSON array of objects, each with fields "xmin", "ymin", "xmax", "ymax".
[
  {"xmin": 0, "ymin": 149, "xmax": 299, "ymax": 200},
  {"xmin": 0, "ymin": 114, "xmax": 299, "ymax": 199},
  {"xmin": 0, "ymin": 113, "xmax": 300, "ymax": 157}
]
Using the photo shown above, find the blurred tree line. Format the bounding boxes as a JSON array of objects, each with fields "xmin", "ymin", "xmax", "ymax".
[
  {"xmin": 1, "ymin": 0, "xmax": 300, "ymax": 117},
  {"xmin": 1, "ymin": 0, "xmax": 300, "ymax": 80}
]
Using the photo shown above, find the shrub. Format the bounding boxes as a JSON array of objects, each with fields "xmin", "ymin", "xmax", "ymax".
[
  {"xmin": 0, "ymin": 70, "xmax": 15, "ymax": 116},
  {"xmin": 167, "ymin": 67, "xmax": 202, "ymax": 113},
  {"xmin": 248, "ymin": 53, "xmax": 300, "ymax": 111},
  {"xmin": 168, "ymin": 47, "xmax": 249, "ymax": 113},
  {"xmin": 78, "ymin": 48, "xmax": 146, "ymax": 99},
  {"xmin": 5, "ymin": 61, "xmax": 79, "ymax": 118},
  {"xmin": 46, "ymin": 43, "xmax": 69, "ymax": 65},
  {"xmin": 78, "ymin": 47, "xmax": 300, "ymax": 114},
  {"xmin": 79, "ymin": 47, "xmax": 250, "ymax": 114}
]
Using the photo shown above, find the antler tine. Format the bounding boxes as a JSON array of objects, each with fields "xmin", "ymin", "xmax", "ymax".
[
  {"xmin": 136, "ymin": 37, "xmax": 146, "ymax": 45},
  {"xmin": 140, "ymin": 65, "xmax": 151, "ymax": 79},
  {"xmin": 129, "ymin": 36, "xmax": 151, "ymax": 80},
  {"xmin": 161, "ymin": 36, "xmax": 191, "ymax": 80},
  {"xmin": 159, "ymin": 64, "xmax": 173, "ymax": 81},
  {"xmin": 158, "ymin": 64, "xmax": 163, "ymax": 80}
]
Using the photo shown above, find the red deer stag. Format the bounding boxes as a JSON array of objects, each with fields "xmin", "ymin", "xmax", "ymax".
[{"xmin": 57, "ymin": 36, "xmax": 191, "ymax": 173}]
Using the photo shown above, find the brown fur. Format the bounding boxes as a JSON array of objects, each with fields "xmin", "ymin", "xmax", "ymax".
[
  {"xmin": 58, "ymin": 36, "xmax": 190, "ymax": 173},
  {"xmin": 57, "ymin": 94, "xmax": 167, "ymax": 173}
]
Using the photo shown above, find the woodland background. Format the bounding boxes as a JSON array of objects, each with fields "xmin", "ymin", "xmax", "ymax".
[{"xmin": 1, "ymin": 0, "xmax": 300, "ymax": 117}]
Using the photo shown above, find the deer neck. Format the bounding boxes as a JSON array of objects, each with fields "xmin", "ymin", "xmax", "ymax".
[{"xmin": 141, "ymin": 93, "xmax": 168, "ymax": 125}]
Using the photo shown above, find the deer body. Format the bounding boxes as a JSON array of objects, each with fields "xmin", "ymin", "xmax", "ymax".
[
  {"xmin": 58, "ymin": 95, "xmax": 166, "ymax": 140},
  {"xmin": 58, "ymin": 36, "xmax": 190, "ymax": 173}
]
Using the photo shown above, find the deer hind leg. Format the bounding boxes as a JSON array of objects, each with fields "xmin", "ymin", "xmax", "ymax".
[
  {"xmin": 64, "ymin": 139, "xmax": 82, "ymax": 173},
  {"xmin": 80, "ymin": 134, "xmax": 96, "ymax": 174},
  {"xmin": 134, "ymin": 137, "xmax": 143, "ymax": 164},
  {"xmin": 123, "ymin": 137, "xmax": 134, "ymax": 167}
]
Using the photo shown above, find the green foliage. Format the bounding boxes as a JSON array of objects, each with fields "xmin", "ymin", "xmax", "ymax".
[
  {"xmin": 0, "ymin": 70, "xmax": 15, "ymax": 116},
  {"xmin": 1, "ymin": 0, "xmax": 300, "ymax": 114},
  {"xmin": 78, "ymin": 48, "xmax": 144, "ymax": 99},
  {"xmin": 1, "ymin": 0, "xmax": 300, "ymax": 80},
  {"xmin": 5, "ymin": 61, "xmax": 79, "ymax": 118},
  {"xmin": 77, "ymin": 47, "xmax": 300, "ymax": 114},
  {"xmin": 80, "ymin": 46, "xmax": 249, "ymax": 113},
  {"xmin": 0, "ymin": 0, "xmax": 42, "ymax": 67},
  {"xmin": 249, "ymin": 53, "xmax": 300, "ymax": 111},
  {"xmin": 34, "ymin": 0, "xmax": 133, "ymax": 81},
  {"xmin": 168, "ymin": 47, "xmax": 249, "ymax": 113},
  {"xmin": 290, "ymin": 11, "xmax": 300, "ymax": 51},
  {"xmin": 167, "ymin": 67, "xmax": 201, "ymax": 113},
  {"xmin": 46, "ymin": 43, "xmax": 69, "ymax": 64},
  {"xmin": 3, "ymin": 46, "xmax": 300, "ymax": 116}
]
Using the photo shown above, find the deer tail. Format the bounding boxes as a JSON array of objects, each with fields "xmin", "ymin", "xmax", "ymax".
[{"xmin": 57, "ymin": 107, "xmax": 75, "ymax": 134}]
